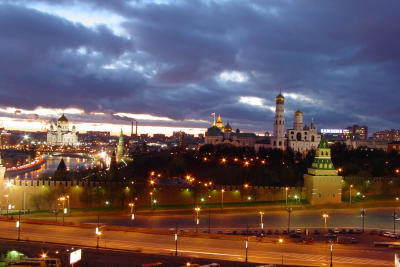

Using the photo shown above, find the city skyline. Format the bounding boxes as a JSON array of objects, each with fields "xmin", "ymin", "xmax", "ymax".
[{"xmin": 1, "ymin": 1, "xmax": 400, "ymax": 135}]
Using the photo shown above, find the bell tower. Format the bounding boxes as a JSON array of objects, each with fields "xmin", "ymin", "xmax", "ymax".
[{"xmin": 273, "ymin": 88, "xmax": 285, "ymax": 149}]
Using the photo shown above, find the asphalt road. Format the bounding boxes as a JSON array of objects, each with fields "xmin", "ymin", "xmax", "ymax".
[
  {"xmin": 73, "ymin": 207, "xmax": 400, "ymax": 232},
  {"xmin": 0, "ymin": 220, "xmax": 395, "ymax": 267}
]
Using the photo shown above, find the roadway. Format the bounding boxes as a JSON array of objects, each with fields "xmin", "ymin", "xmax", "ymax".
[
  {"xmin": 72, "ymin": 207, "xmax": 400, "ymax": 231},
  {"xmin": 0, "ymin": 220, "xmax": 394, "ymax": 266}
]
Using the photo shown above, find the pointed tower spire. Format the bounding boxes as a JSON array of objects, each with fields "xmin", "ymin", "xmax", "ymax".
[{"xmin": 215, "ymin": 114, "xmax": 223, "ymax": 129}]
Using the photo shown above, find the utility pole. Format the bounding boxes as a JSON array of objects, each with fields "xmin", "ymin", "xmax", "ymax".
[{"xmin": 393, "ymin": 209, "xmax": 397, "ymax": 234}]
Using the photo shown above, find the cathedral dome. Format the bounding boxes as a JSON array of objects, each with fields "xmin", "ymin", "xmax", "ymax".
[
  {"xmin": 206, "ymin": 126, "xmax": 222, "ymax": 136},
  {"xmin": 275, "ymin": 93, "xmax": 284, "ymax": 103},
  {"xmin": 224, "ymin": 122, "xmax": 232, "ymax": 132},
  {"xmin": 294, "ymin": 109, "xmax": 303, "ymax": 116},
  {"xmin": 58, "ymin": 114, "xmax": 68, "ymax": 123}
]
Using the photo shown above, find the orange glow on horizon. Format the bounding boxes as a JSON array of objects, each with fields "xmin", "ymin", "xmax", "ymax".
[{"xmin": 0, "ymin": 116, "xmax": 206, "ymax": 136}]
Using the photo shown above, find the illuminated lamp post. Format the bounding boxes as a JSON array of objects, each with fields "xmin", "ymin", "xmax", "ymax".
[
  {"xmin": 58, "ymin": 197, "xmax": 66, "ymax": 225},
  {"xmin": 349, "ymin": 184, "xmax": 353, "ymax": 204},
  {"xmin": 285, "ymin": 187, "xmax": 289, "ymax": 206},
  {"xmin": 16, "ymin": 211, "xmax": 21, "ymax": 241},
  {"xmin": 150, "ymin": 192, "xmax": 154, "ymax": 210},
  {"xmin": 194, "ymin": 207, "xmax": 201, "ymax": 233},
  {"xmin": 221, "ymin": 189, "xmax": 225, "ymax": 210},
  {"xmin": 322, "ymin": 213, "xmax": 329, "ymax": 233},
  {"xmin": 259, "ymin": 211, "xmax": 264, "ymax": 231},
  {"xmin": 129, "ymin": 203, "xmax": 135, "ymax": 226}
]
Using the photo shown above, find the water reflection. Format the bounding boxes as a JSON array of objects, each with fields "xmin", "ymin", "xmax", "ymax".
[{"xmin": 5, "ymin": 155, "xmax": 94, "ymax": 179}]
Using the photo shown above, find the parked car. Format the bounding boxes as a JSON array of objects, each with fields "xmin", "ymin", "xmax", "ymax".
[
  {"xmin": 328, "ymin": 229, "xmax": 334, "ymax": 234},
  {"xmin": 202, "ymin": 230, "xmax": 208, "ymax": 233},
  {"xmin": 369, "ymin": 229, "xmax": 377, "ymax": 235},
  {"xmin": 383, "ymin": 231, "xmax": 392, "ymax": 237},
  {"xmin": 217, "ymin": 230, "xmax": 223, "ymax": 234},
  {"xmin": 378, "ymin": 230, "xmax": 385, "ymax": 236},
  {"xmin": 333, "ymin": 228, "xmax": 340, "ymax": 234},
  {"xmin": 225, "ymin": 230, "xmax": 232, "ymax": 235},
  {"xmin": 232, "ymin": 230, "xmax": 238, "ymax": 235},
  {"xmin": 351, "ymin": 237, "xmax": 358, "ymax": 243},
  {"xmin": 348, "ymin": 229, "xmax": 354, "ymax": 234},
  {"xmin": 267, "ymin": 229, "xmax": 273, "ymax": 235},
  {"xmin": 355, "ymin": 229, "xmax": 362, "ymax": 234},
  {"xmin": 289, "ymin": 233, "xmax": 301, "ymax": 238},
  {"xmin": 275, "ymin": 229, "xmax": 280, "ymax": 235},
  {"xmin": 340, "ymin": 229, "xmax": 347, "ymax": 234},
  {"xmin": 282, "ymin": 230, "xmax": 288, "ymax": 235},
  {"xmin": 296, "ymin": 229, "xmax": 302, "ymax": 234},
  {"xmin": 314, "ymin": 229, "xmax": 320, "ymax": 235}
]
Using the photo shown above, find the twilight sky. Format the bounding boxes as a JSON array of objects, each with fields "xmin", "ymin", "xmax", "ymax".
[{"xmin": 0, "ymin": 0, "xmax": 399, "ymax": 136}]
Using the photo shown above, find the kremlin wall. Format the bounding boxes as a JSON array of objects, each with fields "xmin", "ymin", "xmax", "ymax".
[{"xmin": 0, "ymin": 177, "xmax": 305, "ymax": 210}]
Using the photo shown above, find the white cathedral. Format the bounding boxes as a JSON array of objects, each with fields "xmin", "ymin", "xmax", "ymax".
[{"xmin": 46, "ymin": 114, "xmax": 78, "ymax": 146}]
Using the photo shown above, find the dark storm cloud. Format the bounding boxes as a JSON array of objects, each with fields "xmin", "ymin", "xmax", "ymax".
[{"xmin": 1, "ymin": 1, "xmax": 400, "ymax": 133}]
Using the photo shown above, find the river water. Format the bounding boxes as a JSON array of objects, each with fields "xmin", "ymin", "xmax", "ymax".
[{"xmin": 5, "ymin": 155, "xmax": 95, "ymax": 179}]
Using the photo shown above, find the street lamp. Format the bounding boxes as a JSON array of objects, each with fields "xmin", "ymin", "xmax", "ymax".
[
  {"xmin": 95, "ymin": 227, "xmax": 102, "ymax": 248},
  {"xmin": 279, "ymin": 238, "xmax": 284, "ymax": 264},
  {"xmin": 58, "ymin": 196, "xmax": 66, "ymax": 225},
  {"xmin": 361, "ymin": 208, "xmax": 366, "ymax": 233},
  {"xmin": 322, "ymin": 213, "xmax": 329, "ymax": 232},
  {"xmin": 194, "ymin": 207, "xmax": 201, "ymax": 232},
  {"xmin": 150, "ymin": 192, "xmax": 154, "ymax": 209},
  {"xmin": 349, "ymin": 184, "xmax": 353, "ymax": 204},
  {"xmin": 330, "ymin": 244, "xmax": 333, "ymax": 267},
  {"xmin": 16, "ymin": 211, "xmax": 21, "ymax": 241},
  {"xmin": 259, "ymin": 211, "xmax": 264, "ymax": 230},
  {"xmin": 129, "ymin": 203, "xmax": 135, "ymax": 214},
  {"xmin": 285, "ymin": 187, "xmax": 289, "ymax": 206},
  {"xmin": 66, "ymin": 195, "xmax": 70, "ymax": 215},
  {"xmin": 221, "ymin": 189, "xmax": 225, "ymax": 210}
]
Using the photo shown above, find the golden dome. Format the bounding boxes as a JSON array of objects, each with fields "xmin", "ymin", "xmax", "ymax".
[
  {"xmin": 294, "ymin": 109, "xmax": 303, "ymax": 116},
  {"xmin": 58, "ymin": 114, "xmax": 68, "ymax": 123},
  {"xmin": 275, "ymin": 93, "xmax": 284, "ymax": 103}
]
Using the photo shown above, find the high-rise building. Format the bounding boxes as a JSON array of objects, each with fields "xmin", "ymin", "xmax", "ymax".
[
  {"xmin": 345, "ymin": 125, "xmax": 368, "ymax": 140},
  {"xmin": 373, "ymin": 129, "xmax": 400, "ymax": 142}
]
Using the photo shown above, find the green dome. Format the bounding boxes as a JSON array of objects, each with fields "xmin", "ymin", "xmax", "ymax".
[{"xmin": 206, "ymin": 126, "xmax": 222, "ymax": 136}]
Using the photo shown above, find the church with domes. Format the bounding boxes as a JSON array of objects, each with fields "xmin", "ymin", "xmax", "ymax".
[
  {"xmin": 204, "ymin": 114, "xmax": 257, "ymax": 147},
  {"xmin": 46, "ymin": 114, "xmax": 78, "ymax": 146},
  {"xmin": 204, "ymin": 89, "xmax": 321, "ymax": 154}
]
